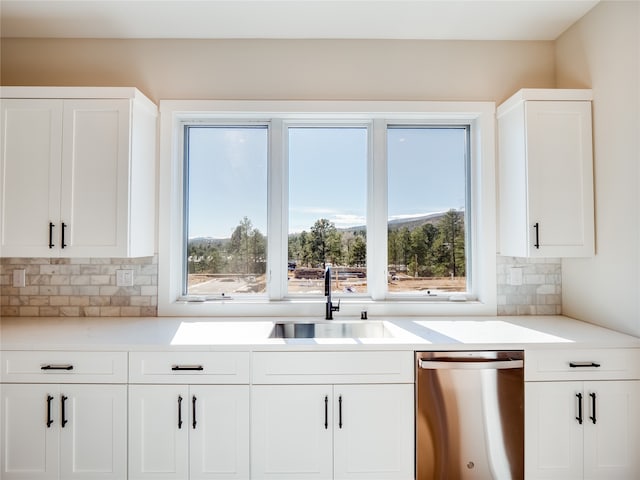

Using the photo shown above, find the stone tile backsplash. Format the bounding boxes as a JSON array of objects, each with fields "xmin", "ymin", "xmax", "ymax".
[
  {"xmin": 1, "ymin": 255, "xmax": 560, "ymax": 317},
  {"xmin": 0, "ymin": 256, "xmax": 157, "ymax": 317},
  {"xmin": 496, "ymin": 256, "xmax": 562, "ymax": 315}
]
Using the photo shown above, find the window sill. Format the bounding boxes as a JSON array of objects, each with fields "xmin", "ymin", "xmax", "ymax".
[{"xmin": 159, "ymin": 297, "xmax": 496, "ymax": 317}]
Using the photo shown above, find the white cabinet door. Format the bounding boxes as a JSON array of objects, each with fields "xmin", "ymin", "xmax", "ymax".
[
  {"xmin": 1, "ymin": 384, "xmax": 59, "ymax": 480},
  {"xmin": 252, "ymin": 384, "xmax": 414, "ymax": 480},
  {"xmin": 525, "ymin": 101, "xmax": 594, "ymax": 257},
  {"xmin": 130, "ymin": 384, "xmax": 249, "ymax": 480},
  {"xmin": 0, "ymin": 99, "xmax": 63, "ymax": 257},
  {"xmin": 333, "ymin": 384, "xmax": 414, "ymax": 480},
  {"xmin": 583, "ymin": 380, "xmax": 640, "ymax": 480},
  {"xmin": 251, "ymin": 385, "xmax": 333, "ymax": 479},
  {"xmin": 526, "ymin": 380, "xmax": 640, "ymax": 480},
  {"xmin": 1, "ymin": 384, "xmax": 126, "ymax": 480},
  {"xmin": 498, "ymin": 92, "xmax": 594, "ymax": 258},
  {"xmin": 60, "ymin": 100, "xmax": 130, "ymax": 257},
  {"xmin": 525, "ymin": 381, "xmax": 583, "ymax": 479},
  {"xmin": 129, "ymin": 385, "xmax": 189, "ymax": 480},
  {"xmin": 190, "ymin": 385, "xmax": 250, "ymax": 480},
  {"xmin": 58, "ymin": 385, "xmax": 127, "ymax": 480}
]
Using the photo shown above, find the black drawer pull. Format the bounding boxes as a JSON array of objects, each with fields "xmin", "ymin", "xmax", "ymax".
[
  {"xmin": 324, "ymin": 395, "xmax": 328, "ymax": 429},
  {"xmin": 569, "ymin": 362, "xmax": 601, "ymax": 368},
  {"xmin": 171, "ymin": 365, "xmax": 204, "ymax": 371},
  {"xmin": 61, "ymin": 395, "xmax": 68, "ymax": 428},
  {"xmin": 49, "ymin": 222, "xmax": 55, "ymax": 248},
  {"xmin": 41, "ymin": 364, "xmax": 74, "ymax": 371},
  {"xmin": 46, "ymin": 395, "xmax": 54, "ymax": 427},
  {"xmin": 192, "ymin": 395, "xmax": 197, "ymax": 429},
  {"xmin": 533, "ymin": 222, "xmax": 540, "ymax": 249},
  {"xmin": 575, "ymin": 392, "xmax": 583, "ymax": 424},
  {"xmin": 61, "ymin": 222, "xmax": 67, "ymax": 249},
  {"xmin": 589, "ymin": 392, "xmax": 597, "ymax": 424}
]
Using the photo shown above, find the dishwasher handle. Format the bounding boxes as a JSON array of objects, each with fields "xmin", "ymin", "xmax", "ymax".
[{"xmin": 418, "ymin": 358, "xmax": 524, "ymax": 370}]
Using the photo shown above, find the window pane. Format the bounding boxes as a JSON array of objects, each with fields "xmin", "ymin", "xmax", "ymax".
[
  {"xmin": 387, "ymin": 127, "xmax": 468, "ymax": 294},
  {"xmin": 185, "ymin": 126, "xmax": 268, "ymax": 296},
  {"xmin": 287, "ymin": 127, "xmax": 368, "ymax": 295}
]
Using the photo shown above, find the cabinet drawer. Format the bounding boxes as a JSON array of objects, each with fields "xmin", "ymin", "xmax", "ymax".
[
  {"xmin": 252, "ymin": 351, "xmax": 414, "ymax": 384},
  {"xmin": 0, "ymin": 351, "xmax": 127, "ymax": 383},
  {"xmin": 525, "ymin": 348, "xmax": 640, "ymax": 381},
  {"xmin": 129, "ymin": 351, "xmax": 250, "ymax": 384}
]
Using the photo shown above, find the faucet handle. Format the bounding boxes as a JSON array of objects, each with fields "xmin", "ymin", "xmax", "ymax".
[{"xmin": 331, "ymin": 298, "xmax": 340, "ymax": 312}]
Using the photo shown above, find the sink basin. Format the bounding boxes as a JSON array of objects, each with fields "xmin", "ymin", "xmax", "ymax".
[{"xmin": 269, "ymin": 321, "xmax": 394, "ymax": 339}]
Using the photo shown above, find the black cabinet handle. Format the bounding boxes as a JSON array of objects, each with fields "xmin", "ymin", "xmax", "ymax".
[
  {"xmin": 192, "ymin": 396, "xmax": 197, "ymax": 429},
  {"xmin": 41, "ymin": 364, "xmax": 74, "ymax": 371},
  {"xmin": 338, "ymin": 395, "xmax": 343, "ymax": 429},
  {"xmin": 533, "ymin": 222, "xmax": 540, "ymax": 249},
  {"xmin": 61, "ymin": 222, "xmax": 67, "ymax": 249},
  {"xmin": 569, "ymin": 362, "xmax": 601, "ymax": 368},
  {"xmin": 324, "ymin": 395, "xmax": 328, "ymax": 429},
  {"xmin": 178, "ymin": 395, "xmax": 183, "ymax": 429},
  {"xmin": 575, "ymin": 393, "xmax": 583, "ymax": 424},
  {"xmin": 171, "ymin": 365, "xmax": 204, "ymax": 371},
  {"xmin": 49, "ymin": 222, "xmax": 55, "ymax": 248},
  {"xmin": 61, "ymin": 395, "xmax": 68, "ymax": 428},
  {"xmin": 46, "ymin": 395, "xmax": 54, "ymax": 427},
  {"xmin": 589, "ymin": 392, "xmax": 597, "ymax": 424}
]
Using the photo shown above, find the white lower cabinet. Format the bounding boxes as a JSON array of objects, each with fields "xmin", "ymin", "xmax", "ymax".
[
  {"xmin": 129, "ymin": 384, "xmax": 250, "ymax": 480},
  {"xmin": 252, "ymin": 383, "xmax": 414, "ymax": 480},
  {"xmin": 333, "ymin": 384, "xmax": 414, "ymax": 480},
  {"xmin": 250, "ymin": 350, "xmax": 415, "ymax": 480},
  {"xmin": 251, "ymin": 385, "xmax": 334, "ymax": 479},
  {"xmin": 127, "ymin": 350, "xmax": 251, "ymax": 480},
  {"xmin": 1, "ymin": 383, "xmax": 127, "ymax": 480},
  {"xmin": 525, "ymin": 380, "xmax": 640, "ymax": 479}
]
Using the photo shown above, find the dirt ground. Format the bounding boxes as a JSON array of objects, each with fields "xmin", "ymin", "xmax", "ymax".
[{"xmin": 188, "ymin": 273, "xmax": 465, "ymax": 294}]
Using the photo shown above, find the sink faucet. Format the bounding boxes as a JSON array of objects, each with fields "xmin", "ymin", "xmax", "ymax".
[{"xmin": 325, "ymin": 266, "xmax": 340, "ymax": 319}]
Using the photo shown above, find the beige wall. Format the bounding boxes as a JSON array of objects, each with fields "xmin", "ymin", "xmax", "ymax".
[
  {"xmin": 557, "ymin": 1, "xmax": 640, "ymax": 336},
  {"xmin": 1, "ymin": 38, "xmax": 554, "ymax": 103}
]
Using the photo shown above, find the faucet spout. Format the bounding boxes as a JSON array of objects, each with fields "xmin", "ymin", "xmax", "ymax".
[{"xmin": 324, "ymin": 266, "xmax": 340, "ymax": 320}]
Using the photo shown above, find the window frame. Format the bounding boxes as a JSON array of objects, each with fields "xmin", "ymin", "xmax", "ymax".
[
  {"xmin": 158, "ymin": 100, "xmax": 497, "ymax": 316},
  {"xmin": 384, "ymin": 123, "xmax": 472, "ymax": 299},
  {"xmin": 182, "ymin": 122, "xmax": 271, "ymax": 298},
  {"xmin": 284, "ymin": 120, "xmax": 372, "ymax": 299}
]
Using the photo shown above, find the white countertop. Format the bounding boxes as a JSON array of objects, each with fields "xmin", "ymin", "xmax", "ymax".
[{"xmin": 1, "ymin": 315, "xmax": 638, "ymax": 351}]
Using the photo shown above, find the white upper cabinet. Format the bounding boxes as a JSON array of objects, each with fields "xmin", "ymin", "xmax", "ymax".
[
  {"xmin": 0, "ymin": 87, "xmax": 156, "ymax": 258},
  {"xmin": 497, "ymin": 89, "xmax": 594, "ymax": 257}
]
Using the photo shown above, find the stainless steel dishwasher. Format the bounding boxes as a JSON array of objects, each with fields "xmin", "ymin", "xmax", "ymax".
[{"xmin": 415, "ymin": 351, "xmax": 524, "ymax": 480}]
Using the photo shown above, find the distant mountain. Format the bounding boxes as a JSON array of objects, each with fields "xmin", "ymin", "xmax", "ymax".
[
  {"xmin": 387, "ymin": 211, "xmax": 453, "ymax": 231},
  {"xmin": 339, "ymin": 210, "xmax": 462, "ymax": 234}
]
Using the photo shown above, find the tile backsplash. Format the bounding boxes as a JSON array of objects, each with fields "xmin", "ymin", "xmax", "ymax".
[
  {"xmin": 0, "ymin": 256, "xmax": 157, "ymax": 317},
  {"xmin": 1, "ymin": 255, "xmax": 560, "ymax": 317},
  {"xmin": 496, "ymin": 256, "xmax": 562, "ymax": 315}
]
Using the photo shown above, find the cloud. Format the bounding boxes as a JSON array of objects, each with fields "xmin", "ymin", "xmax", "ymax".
[{"xmin": 332, "ymin": 214, "xmax": 366, "ymax": 227}]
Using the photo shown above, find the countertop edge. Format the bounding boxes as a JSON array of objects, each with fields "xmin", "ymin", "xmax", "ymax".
[{"xmin": 1, "ymin": 315, "xmax": 639, "ymax": 352}]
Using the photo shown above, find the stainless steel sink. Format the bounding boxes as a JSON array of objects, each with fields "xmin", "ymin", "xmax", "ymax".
[{"xmin": 269, "ymin": 321, "xmax": 394, "ymax": 339}]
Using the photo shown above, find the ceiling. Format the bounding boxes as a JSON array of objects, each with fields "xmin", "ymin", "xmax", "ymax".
[{"xmin": 0, "ymin": 0, "xmax": 600, "ymax": 41}]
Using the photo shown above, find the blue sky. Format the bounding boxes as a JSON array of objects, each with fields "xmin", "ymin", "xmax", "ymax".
[{"xmin": 187, "ymin": 125, "xmax": 466, "ymax": 239}]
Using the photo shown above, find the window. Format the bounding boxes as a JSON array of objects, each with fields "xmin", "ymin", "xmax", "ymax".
[
  {"xmin": 387, "ymin": 126, "xmax": 469, "ymax": 295},
  {"xmin": 288, "ymin": 126, "xmax": 368, "ymax": 295},
  {"xmin": 184, "ymin": 125, "xmax": 268, "ymax": 297},
  {"xmin": 158, "ymin": 101, "xmax": 496, "ymax": 316}
]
